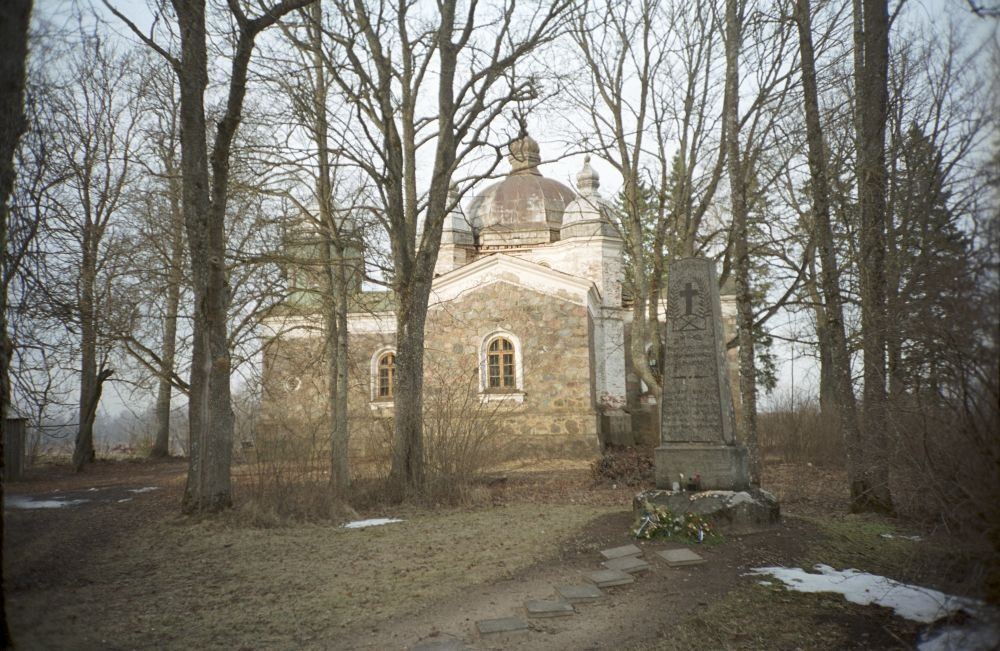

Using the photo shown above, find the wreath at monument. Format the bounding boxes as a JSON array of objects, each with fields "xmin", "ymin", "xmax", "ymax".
[{"xmin": 631, "ymin": 501, "xmax": 719, "ymax": 544}]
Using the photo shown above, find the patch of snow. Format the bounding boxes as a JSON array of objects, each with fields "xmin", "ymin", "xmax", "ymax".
[
  {"xmin": 128, "ymin": 486, "xmax": 160, "ymax": 494},
  {"xmin": 342, "ymin": 517, "xmax": 405, "ymax": 529},
  {"xmin": 751, "ymin": 565, "xmax": 1000, "ymax": 651},
  {"xmin": 87, "ymin": 487, "xmax": 99, "ymax": 492},
  {"xmin": 117, "ymin": 498, "xmax": 133, "ymax": 503},
  {"xmin": 5, "ymin": 496, "xmax": 90, "ymax": 510},
  {"xmin": 750, "ymin": 564, "xmax": 980, "ymax": 623},
  {"xmin": 880, "ymin": 533, "xmax": 922, "ymax": 541},
  {"xmin": 757, "ymin": 580, "xmax": 774, "ymax": 586}
]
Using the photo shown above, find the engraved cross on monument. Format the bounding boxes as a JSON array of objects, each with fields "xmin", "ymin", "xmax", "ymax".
[{"xmin": 656, "ymin": 257, "xmax": 749, "ymax": 490}]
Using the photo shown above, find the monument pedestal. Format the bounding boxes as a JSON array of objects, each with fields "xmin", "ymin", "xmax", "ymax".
[
  {"xmin": 655, "ymin": 443, "xmax": 749, "ymax": 491},
  {"xmin": 601, "ymin": 409, "xmax": 633, "ymax": 447}
]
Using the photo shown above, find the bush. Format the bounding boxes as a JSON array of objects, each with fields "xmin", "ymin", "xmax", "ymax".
[
  {"xmin": 758, "ymin": 391, "xmax": 844, "ymax": 467},
  {"xmin": 237, "ymin": 419, "xmax": 355, "ymax": 524},
  {"xmin": 590, "ymin": 444, "xmax": 654, "ymax": 487}
]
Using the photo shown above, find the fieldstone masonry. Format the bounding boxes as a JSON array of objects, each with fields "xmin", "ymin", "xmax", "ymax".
[{"xmin": 656, "ymin": 258, "xmax": 749, "ymax": 490}]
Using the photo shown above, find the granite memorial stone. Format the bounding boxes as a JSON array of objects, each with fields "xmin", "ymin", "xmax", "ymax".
[{"xmin": 656, "ymin": 257, "xmax": 749, "ymax": 490}]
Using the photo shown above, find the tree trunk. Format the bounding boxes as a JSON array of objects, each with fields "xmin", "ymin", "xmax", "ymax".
[
  {"xmin": 795, "ymin": 0, "xmax": 863, "ymax": 478},
  {"xmin": 724, "ymin": 0, "xmax": 760, "ymax": 486},
  {"xmin": 331, "ymin": 241, "xmax": 350, "ymax": 492},
  {"xmin": 0, "ymin": 0, "xmax": 32, "ymax": 644},
  {"xmin": 151, "ymin": 160, "xmax": 184, "ymax": 459},
  {"xmin": 175, "ymin": 0, "xmax": 233, "ymax": 513},
  {"xmin": 170, "ymin": 0, "xmax": 310, "ymax": 512},
  {"xmin": 807, "ymin": 271, "xmax": 838, "ymax": 419},
  {"xmin": 306, "ymin": 0, "xmax": 351, "ymax": 493},
  {"xmin": 389, "ymin": 281, "xmax": 431, "ymax": 494},
  {"xmin": 852, "ymin": 0, "xmax": 894, "ymax": 514},
  {"xmin": 74, "ymin": 224, "xmax": 99, "ymax": 470},
  {"xmin": 75, "ymin": 368, "xmax": 114, "ymax": 471}
]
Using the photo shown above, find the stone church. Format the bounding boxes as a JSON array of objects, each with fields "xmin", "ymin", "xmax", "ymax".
[{"xmin": 259, "ymin": 135, "xmax": 736, "ymax": 460}]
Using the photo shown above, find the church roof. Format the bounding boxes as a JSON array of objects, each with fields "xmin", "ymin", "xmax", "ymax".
[{"xmin": 467, "ymin": 134, "xmax": 576, "ymax": 242}]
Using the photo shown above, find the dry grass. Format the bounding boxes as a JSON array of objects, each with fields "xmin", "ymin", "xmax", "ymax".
[
  {"xmin": 8, "ymin": 489, "xmax": 617, "ymax": 650},
  {"xmin": 7, "ymin": 456, "xmax": 994, "ymax": 650}
]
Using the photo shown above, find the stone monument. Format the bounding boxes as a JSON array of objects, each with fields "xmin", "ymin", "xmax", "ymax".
[{"xmin": 655, "ymin": 257, "xmax": 749, "ymax": 490}]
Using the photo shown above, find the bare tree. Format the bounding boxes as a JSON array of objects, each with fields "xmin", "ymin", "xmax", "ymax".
[
  {"xmin": 565, "ymin": 0, "xmax": 671, "ymax": 396},
  {"xmin": 25, "ymin": 34, "xmax": 140, "ymax": 471},
  {"xmin": 793, "ymin": 0, "xmax": 862, "ymax": 488},
  {"xmin": 261, "ymin": 1, "xmax": 361, "ymax": 493},
  {"xmin": 316, "ymin": 0, "xmax": 571, "ymax": 494},
  {"xmin": 107, "ymin": 0, "xmax": 314, "ymax": 511},
  {"xmin": 852, "ymin": 0, "xmax": 894, "ymax": 514},
  {"xmin": 722, "ymin": 0, "xmax": 762, "ymax": 485},
  {"xmin": 129, "ymin": 59, "xmax": 189, "ymax": 458}
]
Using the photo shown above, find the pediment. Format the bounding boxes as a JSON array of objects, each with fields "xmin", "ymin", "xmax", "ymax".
[{"xmin": 429, "ymin": 253, "xmax": 601, "ymax": 312}]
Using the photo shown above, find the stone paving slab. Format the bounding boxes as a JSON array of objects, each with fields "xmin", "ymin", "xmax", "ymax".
[
  {"xmin": 525, "ymin": 598, "xmax": 575, "ymax": 618},
  {"xmin": 412, "ymin": 634, "xmax": 468, "ymax": 650},
  {"xmin": 476, "ymin": 616, "xmax": 529, "ymax": 636},
  {"xmin": 658, "ymin": 548, "xmax": 706, "ymax": 566},
  {"xmin": 599, "ymin": 544, "xmax": 642, "ymax": 560},
  {"xmin": 602, "ymin": 555, "xmax": 651, "ymax": 573},
  {"xmin": 586, "ymin": 569, "xmax": 635, "ymax": 587},
  {"xmin": 556, "ymin": 583, "xmax": 604, "ymax": 603}
]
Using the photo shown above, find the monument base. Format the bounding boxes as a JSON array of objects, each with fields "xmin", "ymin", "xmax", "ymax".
[
  {"xmin": 634, "ymin": 488, "xmax": 780, "ymax": 534},
  {"xmin": 655, "ymin": 443, "xmax": 749, "ymax": 491}
]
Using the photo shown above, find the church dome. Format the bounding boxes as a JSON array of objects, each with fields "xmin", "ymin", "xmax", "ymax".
[
  {"xmin": 468, "ymin": 134, "xmax": 576, "ymax": 246},
  {"xmin": 562, "ymin": 156, "xmax": 620, "ymax": 239}
]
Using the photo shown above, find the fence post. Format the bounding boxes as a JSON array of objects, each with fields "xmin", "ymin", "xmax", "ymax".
[{"xmin": 4, "ymin": 418, "xmax": 26, "ymax": 481}]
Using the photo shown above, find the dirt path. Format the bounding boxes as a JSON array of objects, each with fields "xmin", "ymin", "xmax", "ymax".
[{"xmin": 351, "ymin": 511, "xmax": 816, "ymax": 650}]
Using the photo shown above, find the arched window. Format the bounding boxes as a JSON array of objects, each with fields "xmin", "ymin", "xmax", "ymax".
[
  {"xmin": 376, "ymin": 351, "xmax": 395, "ymax": 399},
  {"xmin": 478, "ymin": 331, "xmax": 524, "ymax": 401},
  {"xmin": 487, "ymin": 337, "xmax": 516, "ymax": 390}
]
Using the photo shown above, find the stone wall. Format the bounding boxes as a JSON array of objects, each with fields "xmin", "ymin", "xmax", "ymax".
[
  {"xmin": 350, "ymin": 281, "xmax": 601, "ymax": 459},
  {"xmin": 259, "ymin": 333, "xmax": 333, "ymax": 455}
]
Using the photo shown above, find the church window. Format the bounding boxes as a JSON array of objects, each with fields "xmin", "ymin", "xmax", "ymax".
[
  {"xmin": 480, "ymin": 331, "xmax": 524, "ymax": 401},
  {"xmin": 487, "ymin": 338, "xmax": 516, "ymax": 389},
  {"xmin": 375, "ymin": 350, "xmax": 396, "ymax": 400}
]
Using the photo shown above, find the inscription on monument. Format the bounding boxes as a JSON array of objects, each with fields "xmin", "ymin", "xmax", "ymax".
[{"xmin": 661, "ymin": 258, "xmax": 735, "ymax": 445}]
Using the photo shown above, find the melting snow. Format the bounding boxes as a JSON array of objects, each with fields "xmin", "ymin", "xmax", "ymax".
[
  {"xmin": 880, "ymin": 532, "xmax": 923, "ymax": 541},
  {"xmin": 5, "ymin": 496, "xmax": 89, "ymax": 510},
  {"xmin": 128, "ymin": 487, "xmax": 160, "ymax": 494},
  {"xmin": 751, "ymin": 564, "xmax": 999, "ymax": 651},
  {"xmin": 343, "ymin": 517, "xmax": 405, "ymax": 529}
]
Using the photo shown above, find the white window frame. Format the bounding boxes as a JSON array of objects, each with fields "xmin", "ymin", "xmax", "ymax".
[
  {"xmin": 370, "ymin": 345, "xmax": 397, "ymax": 406},
  {"xmin": 479, "ymin": 330, "xmax": 525, "ymax": 403}
]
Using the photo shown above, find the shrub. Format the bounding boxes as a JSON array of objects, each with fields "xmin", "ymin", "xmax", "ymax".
[
  {"xmin": 591, "ymin": 444, "xmax": 654, "ymax": 487},
  {"xmin": 758, "ymin": 391, "xmax": 844, "ymax": 467}
]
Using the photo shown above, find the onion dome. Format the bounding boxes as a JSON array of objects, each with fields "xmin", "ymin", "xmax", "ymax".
[
  {"xmin": 467, "ymin": 134, "xmax": 576, "ymax": 246},
  {"xmin": 562, "ymin": 156, "xmax": 619, "ymax": 239}
]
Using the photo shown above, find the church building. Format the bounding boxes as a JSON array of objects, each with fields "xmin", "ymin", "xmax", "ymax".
[{"xmin": 259, "ymin": 135, "xmax": 733, "ymax": 460}]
